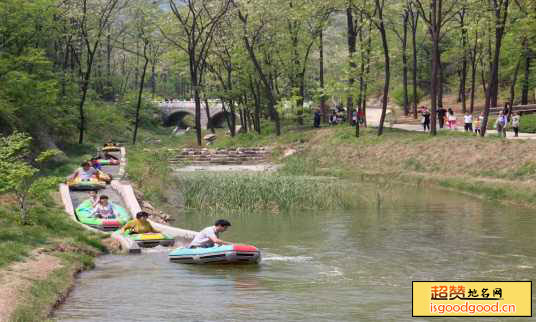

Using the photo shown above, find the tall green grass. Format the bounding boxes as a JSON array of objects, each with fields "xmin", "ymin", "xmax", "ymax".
[{"xmin": 176, "ymin": 173, "xmax": 366, "ymax": 212}]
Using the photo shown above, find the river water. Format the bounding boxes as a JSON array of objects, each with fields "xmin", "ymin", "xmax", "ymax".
[{"xmin": 54, "ymin": 186, "xmax": 536, "ymax": 321}]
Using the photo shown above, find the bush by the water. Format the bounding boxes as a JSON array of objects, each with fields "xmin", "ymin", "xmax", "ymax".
[{"xmin": 176, "ymin": 173, "xmax": 364, "ymax": 212}]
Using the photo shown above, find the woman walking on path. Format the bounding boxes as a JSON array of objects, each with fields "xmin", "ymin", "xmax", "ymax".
[
  {"xmin": 447, "ymin": 108, "xmax": 457, "ymax": 129},
  {"xmin": 512, "ymin": 112, "xmax": 520, "ymax": 137}
]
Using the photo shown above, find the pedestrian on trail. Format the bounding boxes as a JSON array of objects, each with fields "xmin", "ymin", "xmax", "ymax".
[
  {"xmin": 503, "ymin": 103, "xmax": 511, "ymax": 122},
  {"xmin": 420, "ymin": 106, "xmax": 431, "ymax": 132},
  {"xmin": 447, "ymin": 108, "xmax": 457, "ymax": 129},
  {"xmin": 437, "ymin": 107, "xmax": 447, "ymax": 129},
  {"xmin": 352, "ymin": 110, "xmax": 357, "ymax": 126},
  {"xmin": 473, "ymin": 117, "xmax": 481, "ymax": 135},
  {"xmin": 511, "ymin": 112, "xmax": 520, "ymax": 137},
  {"xmin": 464, "ymin": 112, "xmax": 473, "ymax": 132},
  {"xmin": 329, "ymin": 111, "xmax": 338, "ymax": 126},
  {"xmin": 313, "ymin": 109, "xmax": 321, "ymax": 128},
  {"xmin": 358, "ymin": 109, "xmax": 365, "ymax": 124},
  {"xmin": 495, "ymin": 111, "xmax": 507, "ymax": 138}
]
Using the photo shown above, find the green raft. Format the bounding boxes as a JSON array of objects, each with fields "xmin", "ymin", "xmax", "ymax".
[
  {"xmin": 75, "ymin": 199, "xmax": 130, "ymax": 232},
  {"xmin": 123, "ymin": 231, "xmax": 175, "ymax": 248}
]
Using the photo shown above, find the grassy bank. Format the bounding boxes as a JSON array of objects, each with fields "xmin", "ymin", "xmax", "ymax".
[
  {"xmin": 0, "ymin": 141, "xmax": 109, "ymax": 321},
  {"xmin": 284, "ymin": 126, "xmax": 536, "ymax": 208},
  {"xmin": 128, "ymin": 123, "xmax": 536, "ymax": 211}
]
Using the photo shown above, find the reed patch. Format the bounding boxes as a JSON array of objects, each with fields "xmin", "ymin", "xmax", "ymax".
[{"xmin": 175, "ymin": 173, "xmax": 365, "ymax": 212}]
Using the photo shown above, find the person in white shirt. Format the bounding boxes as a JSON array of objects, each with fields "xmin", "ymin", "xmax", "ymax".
[
  {"xmin": 188, "ymin": 219, "xmax": 232, "ymax": 248},
  {"xmin": 69, "ymin": 161, "xmax": 101, "ymax": 181},
  {"xmin": 90, "ymin": 195, "xmax": 116, "ymax": 219},
  {"xmin": 511, "ymin": 112, "xmax": 520, "ymax": 137},
  {"xmin": 464, "ymin": 113, "xmax": 473, "ymax": 132}
]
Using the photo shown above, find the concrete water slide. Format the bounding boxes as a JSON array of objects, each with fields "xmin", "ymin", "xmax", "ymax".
[{"xmin": 58, "ymin": 147, "xmax": 197, "ymax": 254}]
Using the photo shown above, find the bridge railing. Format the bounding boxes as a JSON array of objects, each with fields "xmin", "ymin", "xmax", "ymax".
[{"xmin": 489, "ymin": 104, "xmax": 536, "ymax": 115}]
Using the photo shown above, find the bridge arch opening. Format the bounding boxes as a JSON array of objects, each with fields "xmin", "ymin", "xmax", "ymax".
[
  {"xmin": 210, "ymin": 111, "xmax": 235, "ymax": 128},
  {"xmin": 164, "ymin": 111, "xmax": 195, "ymax": 128}
]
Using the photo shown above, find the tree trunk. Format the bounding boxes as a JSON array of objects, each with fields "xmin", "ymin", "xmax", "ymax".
[
  {"xmin": 376, "ymin": 0, "xmax": 390, "ymax": 136},
  {"xmin": 459, "ymin": 10, "xmax": 468, "ymax": 113},
  {"xmin": 133, "ymin": 55, "xmax": 149, "ymax": 145},
  {"xmin": 429, "ymin": 23, "xmax": 439, "ymax": 136},
  {"xmin": 241, "ymin": 35, "xmax": 281, "ymax": 135},
  {"xmin": 204, "ymin": 96, "xmax": 215, "ymax": 134},
  {"xmin": 361, "ymin": 23, "xmax": 372, "ymax": 127},
  {"xmin": 346, "ymin": 6, "xmax": 357, "ymax": 126},
  {"xmin": 482, "ymin": 0, "xmax": 509, "ymax": 136},
  {"xmin": 319, "ymin": 29, "xmax": 327, "ymax": 123},
  {"xmin": 250, "ymin": 78, "xmax": 262, "ymax": 134},
  {"xmin": 521, "ymin": 39, "xmax": 531, "ymax": 105},
  {"xmin": 410, "ymin": 9, "xmax": 419, "ymax": 119},
  {"xmin": 510, "ymin": 57, "xmax": 521, "ymax": 107},
  {"xmin": 470, "ymin": 51, "xmax": 477, "ymax": 114},
  {"xmin": 151, "ymin": 61, "xmax": 157, "ymax": 99},
  {"xmin": 78, "ymin": 49, "xmax": 97, "ymax": 144},
  {"xmin": 193, "ymin": 85, "xmax": 202, "ymax": 145},
  {"xmin": 437, "ymin": 50, "xmax": 444, "ymax": 109},
  {"xmin": 402, "ymin": 11, "xmax": 409, "ymax": 116}
]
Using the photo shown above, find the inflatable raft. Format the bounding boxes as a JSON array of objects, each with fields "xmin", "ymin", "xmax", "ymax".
[
  {"xmin": 102, "ymin": 145, "xmax": 121, "ymax": 152},
  {"xmin": 168, "ymin": 244, "xmax": 261, "ymax": 264},
  {"xmin": 124, "ymin": 232, "xmax": 175, "ymax": 248},
  {"xmin": 75, "ymin": 199, "xmax": 130, "ymax": 231},
  {"xmin": 95, "ymin": 159, "xmax": 120, "ymax": 166},
  {"xmin": 68, "ymin": 177, "xmax": 107, "ymax": 190}
]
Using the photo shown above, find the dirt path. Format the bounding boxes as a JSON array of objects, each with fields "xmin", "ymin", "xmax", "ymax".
[{"xmin": 0, "ymin": 251, "xmax": 62, "ymax": 321}]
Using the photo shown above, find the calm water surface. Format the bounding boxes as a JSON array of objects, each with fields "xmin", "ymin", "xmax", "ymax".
[{"xmin": 54, "ymin": 186, "xmax": 536, "ymax": 321}]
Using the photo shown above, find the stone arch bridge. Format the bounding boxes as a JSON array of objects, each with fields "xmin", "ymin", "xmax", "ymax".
[{"xmin": 158, "ymin": 100, "xmax": 231, "ymax": 129}]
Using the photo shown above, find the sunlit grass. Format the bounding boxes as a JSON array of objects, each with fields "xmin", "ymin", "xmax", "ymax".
[{"xmin": 176, "ymin": 173, "xmax": 366, "ymax": 212}]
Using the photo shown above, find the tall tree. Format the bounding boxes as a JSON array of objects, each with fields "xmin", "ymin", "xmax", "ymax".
[
  {"xmin": 390, "ymin": 4, "xmax": 410, "ymax": 116},
  {"xmin": 415, "ymin": 0, "xmax": 460, "ymax": 135},
  {"xmin": 457, "ymin": 3, "xmax": 468, "ymax": 113},
  {"xmin": 346, "ymin": 1, "xmax": 359, "ymax": 126},
  {"xmin": 72, "ymin": 0, "xmax": 122, "ymax": 143},
  {"xmin": 165, "ymin": 0, "xmax": 231, "ymax": 145},
  {"xmin": 236, "ymin": 1, "xmax": 282, "ymax": 135},
  {"xmin": 481, "ymin": 0, "xmax": 510, "ymax": 136},
  {"xmin": 408, "ymin": 0, "xmax": 420, "ymax": 119}
]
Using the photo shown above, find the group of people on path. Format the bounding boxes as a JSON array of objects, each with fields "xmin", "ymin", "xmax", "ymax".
[
  {"xmin": 420, "ymin": 105, "xmax": 521, "ymax": 137},
  {"xmin": 313, "ymin": 107, "xmax": 365, "ymax": 128}
]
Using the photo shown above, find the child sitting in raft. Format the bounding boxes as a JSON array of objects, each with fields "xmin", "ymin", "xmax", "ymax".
[
  {"xmin": 88, "ymin": 191, "xmax": 99, "ymax": 208},
  {"xmin": 120, "ymin": 211, "xmax": 160, "ymax": 234},
  {"xmin": 90, "ymin": 195, "xmax": 117, "ymax": 219}
]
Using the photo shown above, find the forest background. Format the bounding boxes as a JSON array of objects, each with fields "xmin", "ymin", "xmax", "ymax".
[{"xmin": 0, "ymin": 0, "xmax": 535, "ymax": 147}]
